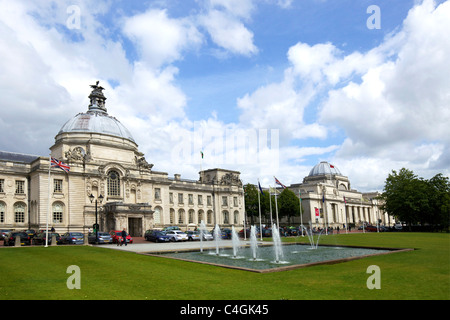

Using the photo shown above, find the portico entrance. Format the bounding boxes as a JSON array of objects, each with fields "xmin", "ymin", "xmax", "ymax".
[{"xmin": 128, "ymin": 217, "xmax": 143, "ymax": 237}]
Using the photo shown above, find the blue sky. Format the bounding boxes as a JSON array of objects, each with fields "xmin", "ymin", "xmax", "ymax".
[{"xmin": 0, "ymin": 0, "xmax": 449, "ymax": 191}]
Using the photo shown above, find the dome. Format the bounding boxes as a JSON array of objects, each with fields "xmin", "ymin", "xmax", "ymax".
[
  {"xmin": 308, "ymin": 161, "xmax": 342, "ymax": 176},
  {"xmin": 57, "ymin": 82, "xmax": 135, "ymax": 143}
]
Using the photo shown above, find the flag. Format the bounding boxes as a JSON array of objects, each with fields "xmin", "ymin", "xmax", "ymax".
[
  {"xmin": 344, "ymin": 196, "xmax": 347, "ymax": 204},
  {"xmin": 258, "ymin": 181, "xmax": 264, "ymax": 195},
  {"xmin": 51, "ymin": 157, "xmax": 70, "ymax": 173},
  {"xmin": 330, "ymin": 164, "xmax": 335, "ymax": 168},
  {"xmin": 200, "ymin": 151, "xmax": 204, "ymax": 159},
  {"xmin": 274, "ymin": 176, "xmax": 287, "ymax": 189}
]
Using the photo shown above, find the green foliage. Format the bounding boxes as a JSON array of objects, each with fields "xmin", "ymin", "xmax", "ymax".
[
  {"xmin": 244, "ymin": 184, "xmax": 303, "ymax": 224},
  {"xmin": 381, "ymin": 168, "xmax": 450, "ymax": 230}
]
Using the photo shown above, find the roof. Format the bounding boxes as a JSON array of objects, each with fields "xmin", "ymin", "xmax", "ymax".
[
  {"xmin": 0, "ymin": 151, "xmax": 40, "ymax": 164},
  {"xmin": 308, "ymin": 161, "xmax": 342, "ymax": 176}
]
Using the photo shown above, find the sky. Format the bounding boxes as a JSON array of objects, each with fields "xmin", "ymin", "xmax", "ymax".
[{"xmin": 0, "ymin": 0, "xmax": 449, "ymax": 192}]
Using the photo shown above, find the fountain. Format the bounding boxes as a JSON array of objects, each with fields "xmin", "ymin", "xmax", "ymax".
[
  {"xmin": 231, "ymin": 226, "xmax": 242, "ymax": 258},
  {"xmin": 213, "ymin": 224, "xmax": 221, "ymax": 255},
  {"xmin": 199, "ymin": 220, "xmax": 207, "ymax": 253},
  {"xmin": 250, "ymin": 225, "xmax": 258, "ymax": 261},
  {"xmin": 272, "ymin": 223, "xmax": 284, "ymax": 263}
]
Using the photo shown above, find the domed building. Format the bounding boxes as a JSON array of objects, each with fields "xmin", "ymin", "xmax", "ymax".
[
  {"xmin": 286, "ymin": 161, "xmax": 392, "ymax": 229},
  {"xmin": 0, "ymin": 83, "xmax": 245, "ymax": 236}
]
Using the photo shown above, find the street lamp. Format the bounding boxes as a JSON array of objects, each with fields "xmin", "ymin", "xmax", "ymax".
[{"xmin": 89, "ymin": 193, "xmax": 104, "ymax": 244}]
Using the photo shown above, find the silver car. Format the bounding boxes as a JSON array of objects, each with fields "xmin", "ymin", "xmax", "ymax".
[
  {"xmin": 201, "ymin": 231, "xmax": 214, "ymax": 241},
  {"xmin": 166, "ymin": 230, "xmax": 188, "ymax": 242},
  {"xmin": 88, "ymin": 232, "xmax": 113, "ymax": 244}
]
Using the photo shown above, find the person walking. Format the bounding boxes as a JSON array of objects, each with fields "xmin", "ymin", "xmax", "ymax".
[{"xmin": 121, "ymin": 228, "xmax": 128, "ymax": 246}]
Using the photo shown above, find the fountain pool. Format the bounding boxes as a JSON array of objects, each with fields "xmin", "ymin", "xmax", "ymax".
[{"xmin": 152, "ymin": 244, "xmax": 397, "ymax": 273}]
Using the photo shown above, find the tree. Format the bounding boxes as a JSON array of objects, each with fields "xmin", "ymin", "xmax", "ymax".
[
  {"xmin": 381, "ymin": 168, "xmax": 450, "ymax": 231},
  {"xmin": 278, "ymin": 188, "xmax": 302, "ymax": 225},
  {"xmin": 243, "ymin": 183, "xmax": 259, "ymax": 224}
]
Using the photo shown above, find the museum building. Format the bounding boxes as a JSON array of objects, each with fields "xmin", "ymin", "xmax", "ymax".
[
  {"xmin": 0, "ymin": 83, "xmax": 245, "ymax": 236},
  {"xmin": 282, "ymin": 161, "xmax": 392, "ymax": 228}
]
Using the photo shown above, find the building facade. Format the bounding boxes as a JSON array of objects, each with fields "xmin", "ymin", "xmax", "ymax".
[
  {"xmin": 0, "ymin": 83, "xmax": 244, "ymax": 236},
  {"xmin": 276, "ymin": 161, "xmax": 392, "ymax": 228}
]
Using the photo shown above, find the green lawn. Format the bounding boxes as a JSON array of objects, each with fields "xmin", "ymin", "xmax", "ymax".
[{"xmin": 0, "ymin": 233, "xmax": 449, "ymax": 300}]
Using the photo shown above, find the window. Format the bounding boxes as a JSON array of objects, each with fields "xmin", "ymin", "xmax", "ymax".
[
  {"xmin": 14, "ymin": 203, "xmax": 25, "ymax": 223},
  {"xmin": 223, "ymin": 211, "xmax": 229, "ymax": 224},
  {"xmin": 222, "ymin": 196, "xmax": 228, "ymax": 206},
  {"xmin": 178, "ymin": 209, "xmax": 184, "ymax": 224},
  {"xmin": 233, "ymin": 197, "xmax": 238, "ymax": 207},
  {"xmin": 154, "ymin": 188, "xmax": 161, "ymax": 200},
  {"xmin": 0, "ymin": 202, "xmax": 5, "ymax": 223},
  {"xmin": 178, "ymin": 193, "xmax": 184, "ymax": 204},
  {"xmin": 169, "ymin": 192, "xmax": 173, "ymax": 204},
  {"xmin": 107, "ymin": 170, "xmax": 120, "ymax": 196},
  {"xmin": 188, "ymin": 194, "xmax": 194, "ymax": 205},
  {"xmin": 53, "ymin": 203, "xmax": 63, "ymax": 224},
  {"xmin": 15, "ymin": 180, "xmax": 25, "ymax": 194},
  {"xmin": 198, "ymin": 195, "xmax": 203, "ymax": 205},
  {"xmin": 207, "ymin": 210, "xmax": 212, "ymax": 224},
  {"xmin": 54, "ymin": 179, "xmax": 63, "ymax": 193},
  {"xmin": 0, "ymin": 179, "xmax": 4, "ymax": 193},
  {"xmin": 188, "ymin": 209, "xmax": 194, "ymax": 224},
  {"xmin": 207, "ymin": 195, "xmax": 212, "ymax": 206},
  {"xmin": 170, "ymin": 209, "xmax": 175, "ymax": 224},
  {"xmin": 234, "ymin": 211, "xmax": 239, "ymax": 224}
]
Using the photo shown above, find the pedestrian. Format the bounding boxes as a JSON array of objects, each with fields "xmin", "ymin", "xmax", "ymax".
[{"xmin": 121, "ymin": 228, "xmax": 127, "ymax": 246}]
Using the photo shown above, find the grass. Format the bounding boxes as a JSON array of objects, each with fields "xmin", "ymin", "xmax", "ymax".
[{"xmin": 0, "ymin": 233, "xmax": 449, "ymax": 300}]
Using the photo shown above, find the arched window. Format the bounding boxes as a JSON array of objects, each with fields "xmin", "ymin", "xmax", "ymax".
[
  {"xmin": 107, "ymin": 170, "xmax": 121, "ymax": 196},
  {"xmin": 154, "ymin": 206, "xmax": 162, "ymax": 224},
  {"xmin": 223, "ymin": 210, "xmax": 229, "ymax": 224}
]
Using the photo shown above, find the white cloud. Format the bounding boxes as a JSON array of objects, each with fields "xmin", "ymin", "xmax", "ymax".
[
  {"xmin": 122, "ymin": 9, "xmax": 203, "ymax": 68},
  {"xmin": 198, "ymin": 9, "xmax": 258, "ymax": 56}
]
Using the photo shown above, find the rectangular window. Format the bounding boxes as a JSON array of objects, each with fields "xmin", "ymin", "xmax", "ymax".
[
  {"xmin": 207, "ymin": 196, "xmax": 212, "ymax": 206},
  {"xmin": 15, "ymin": 180, "xmax": 25, "ymax": 194},
  {"xmin": 15, "ymin": 211, "xmax": 25, "ymax": 223},
  {"xmin": 198, "ymin": 195, "xmax": 203, "ymax": 205},
  {"xmin": 233, "ymin": 197, "xmax": 238, "ymax": 207},
  {"xmin": 188, "ymin": 194, "xmax": 194, "ymax": 205},
  {"xmin": 178, "ymin": 193, "xmax": 184, "ymax": 204},
  {"xmin": 169, "ymin": 192, "xmax": 173, "ymax": 204},
  {"xmin": 53, "ymin": 211, "xmax": 63, "ymax": 224},
  {"xmin": 222, "ymin": 196, "xmax": 228, "ymax": 206},
  {"xmin": 154, "ymin": 188, "xmax": 161, "ymax": 200},
  {"xmin": 0, "ymin": 179, "xmax": 4, "ymax": 193},
  {"xmin": 54, "ymin": 179, "xmax": 63, "ymax": 193}
]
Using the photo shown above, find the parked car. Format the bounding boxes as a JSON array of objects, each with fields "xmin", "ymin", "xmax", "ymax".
[
  {"xmin": 221, "ymin": 228, "xmax": 232, "ymax": 239},
  {"xmin": 88, "ymin": 232, "xmax": 113, "ymax": 244},
  {"xmin": 144, "ymin": 230, "xmax": 170, "ymax": 243},
  {"xmin": 3, "ymin": 231, "xmax": 31, "ymax": 246},
  {"xmin": 166, "ymin": 230, "xmax": 188, "ymax": 242},
  {"xmin": 24, "ymin": 229, "xmax": 37, "ymax": 238},
  {"xmin": 110, "ymin": 230, "xmax": 133, "ymax": 244},
  {"xmin": 0, "ymin": 229, "xmax": 12, "ymax": 241},
  {"xmin": 186, "ymin": 230, "xmax": 200, "ymax": 241},
  {"xmin": 61, "ymin": 232, "xmax": 85, "ymax": 244},
  {"xmin": 162, "ymin": 226, "xmax": 181, "ymax": 231},
  {"xmin": 32, "ymin": 232, "xmax": 62, "ymax": 245},
  {"xmin": 201, "ymin": 231, "xmax": 214, "ymax": 241},
  {"xmin": 365, "ymin": 225, "xmax": 379, "ymax": 232}
]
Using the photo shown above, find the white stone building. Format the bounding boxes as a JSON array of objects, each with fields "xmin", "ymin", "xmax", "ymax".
[
  {"xmin": 284, "ymin": 161, "xmax": 392, "ymax": 228},
  {"xmin": 0, "ymin": 83, "xmax": 244, "ymax": 236}
]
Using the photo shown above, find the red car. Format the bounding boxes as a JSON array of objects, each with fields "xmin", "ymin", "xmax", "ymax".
[{"xmin": 110, "ymin": 230, "xmax": 133, "ymax": 244}]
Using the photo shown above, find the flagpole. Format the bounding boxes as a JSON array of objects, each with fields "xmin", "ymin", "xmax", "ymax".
[
  {"xmin": 269, "ymin": 186, "xmax": 273, "ymax": 226},
  {"xmin": 299, "ymin": 189, "xmax": 304, "ymax": 236},
  {"xmin": 257, "ymin": 179, "xmax": 262, "ymax": 241},
  {"xmin": 46, "ymin": 155, "xmax": 51, "ymax": 247},
  {"xmin": 274, "ymin": 188, "xmax": 279, "ymax": 231}
]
